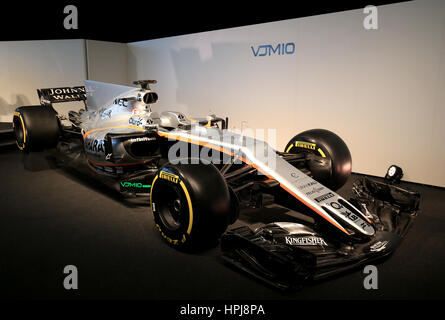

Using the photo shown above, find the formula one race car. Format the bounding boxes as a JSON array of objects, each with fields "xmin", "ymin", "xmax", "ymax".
[{"xmin": 13, "ymin": 80, "xmax": 420, "ymax": 289}]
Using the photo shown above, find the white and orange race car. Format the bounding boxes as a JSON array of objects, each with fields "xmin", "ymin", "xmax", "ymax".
[{"xmin": 13, "ymin": 80, "xmax": 420, "ymax": 289}]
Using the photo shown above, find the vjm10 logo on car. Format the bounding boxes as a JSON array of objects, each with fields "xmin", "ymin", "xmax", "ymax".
[
  {"xmin": 120, "ymin": 182, "xmax": 151, "ymax": 189},
  {"xmin": 251, "ymin": 42, "xmax": 296, "ymax": 57}
]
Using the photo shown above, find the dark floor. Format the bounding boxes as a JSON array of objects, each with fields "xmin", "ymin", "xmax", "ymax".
[{"xmin": 0, "ymin": 146, "xmax": 444, "ymax": 300}]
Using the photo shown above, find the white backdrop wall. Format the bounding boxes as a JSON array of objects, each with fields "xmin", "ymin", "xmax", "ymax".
[
  {"xmin": 0, "ymin": 40, "xmax": 87, "ymax": 120},
  {"xmin": 127, "ymin": 0, "xmax": 445, "ymax": 187},
  {"xmin": 0, "ymin": 1, "xmax": 444, "ymax": 187},
  {"xmin": 86, "ymin": 40, "xmax": 128, "ymax": 85}
]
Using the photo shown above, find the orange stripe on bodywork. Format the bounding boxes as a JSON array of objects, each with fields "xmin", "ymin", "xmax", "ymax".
[
  {"xmin": 238, "ymin": 156, "xmax": 348, "ymax": 234},
  {"xmin": 157, "ymin": 131, "xmax": 350, "ymax": 235},
  {"xmin": 278, "ymin": 183, "xmax": 350, "ymax": 234},
  {"xmin": 83, "ymin": 125, "xmax": 143, "ymax": 140},
  {"xmin": 157, "ymin": 131, "xmax": 235, "ymax": 157}
]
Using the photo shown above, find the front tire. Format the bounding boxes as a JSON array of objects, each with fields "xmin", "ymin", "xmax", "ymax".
[
  {"xmin": 150, "ymin": 161, "xmax": 233, "ymax": 250},
  {"xmin": 285, "ymin": 129, "xmax": 352, "ymax": 190}
]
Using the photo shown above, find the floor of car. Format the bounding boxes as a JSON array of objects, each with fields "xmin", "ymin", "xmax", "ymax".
[{"xmin": 0, "ymin": 145, "xmax": 444, "ymax": 300}]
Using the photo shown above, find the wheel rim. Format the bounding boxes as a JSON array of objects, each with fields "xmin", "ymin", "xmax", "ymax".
[{"xmin": 158, "ymin": 185, "xmax": 184, "ymax": 232}]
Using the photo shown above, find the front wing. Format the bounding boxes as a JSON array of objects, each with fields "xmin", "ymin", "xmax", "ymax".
[{"xmin": 221, "ymin": 177, "xmax": 420, "ymax": 290}]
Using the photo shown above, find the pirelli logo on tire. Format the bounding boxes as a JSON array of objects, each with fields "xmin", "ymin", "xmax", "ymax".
[
  {"xmin": 155, "ymin": 223, "xmax": 187, "ymax": 245},
  {"xmin": 295, "ymin": 141, "xmax": 316, "ymax": 150},
  {"xmin": 159, "ymin": 170, "xmax": 179, "ymax": 183}
]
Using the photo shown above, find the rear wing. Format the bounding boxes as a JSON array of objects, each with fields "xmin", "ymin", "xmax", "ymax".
[{"xmin": 37, "ymin": 86, "xmax": 87, "ymax": 107}]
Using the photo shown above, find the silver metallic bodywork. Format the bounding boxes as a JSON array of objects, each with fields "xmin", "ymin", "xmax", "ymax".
[
  {"xmin": 80, "ymin": 81, "xmax": 375, "ymax": 237},
  {"xmin": 159, "ymin": 127, "xmax": 375, "ymax": 237}
]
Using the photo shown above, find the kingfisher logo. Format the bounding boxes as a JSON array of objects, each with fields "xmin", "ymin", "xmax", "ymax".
[
  {"xmin": 285, "ymin": 236, "xmax": 327, "ymax": 246},
  {"xmin": 251, "ymin": 42, "xmax": 296, "ymax": 57}
]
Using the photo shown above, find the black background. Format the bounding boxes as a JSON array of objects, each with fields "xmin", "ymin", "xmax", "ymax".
[{"xmin": 1, "ymin": 1, "xmax": 408, "ymax": 42}]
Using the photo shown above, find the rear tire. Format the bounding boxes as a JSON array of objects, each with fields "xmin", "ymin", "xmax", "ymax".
[
  {"xmin": 285, "ymin": 129, "xmax": 352, "ymax": 190},
  {"xmin": 13, "ymin": 106, "xmax": 60, "ymax": 152},
  {"xmin": 150, "ymin": 161, "xmax": 233, "ymax": 250}
]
